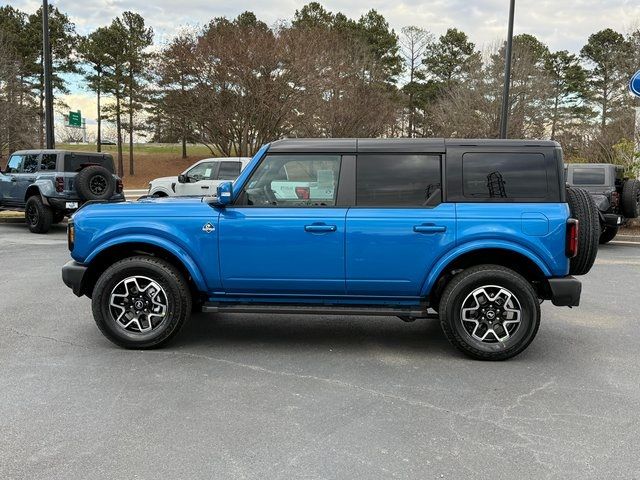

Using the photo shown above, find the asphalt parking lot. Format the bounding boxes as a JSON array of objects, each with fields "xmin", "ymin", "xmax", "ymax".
[{"xmin": 1, "ymin": 222, "xmax": 639, "ymax": 479}]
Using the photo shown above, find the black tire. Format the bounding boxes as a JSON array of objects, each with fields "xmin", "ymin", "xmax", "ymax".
[
  {"xmin": 75, "ymin": 165, "xmax": 115, "ymax": 201},
  {"xmin": 621, "ymin": 179, "xmax": 639, "ymax": 219},
  {"xmin": 92, "ymin": 256, "xmax": 192, "ymax": 349},
  {"xmin": 439, "ymin": 265, "xmax": 540, "ymax": 361},
  {"xmin": 25, "ymin": 196, "xmax": 53, "ymax": 234},
  {"xmin": 566, "ymin": 187, "xmax": 599, "ymax": 276},
  {"xmin": 52, "ymin": 210, "xmax": 66, "ymax": 224},
  {"xmin": 599, "ymin": 226, "xmax": 618, "ymax": 244}
]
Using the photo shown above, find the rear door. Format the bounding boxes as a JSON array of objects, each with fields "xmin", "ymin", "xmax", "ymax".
[
  {"xmin": 346, "ymin": 153, "xmax": 456, "ymax": 296},
  {"xmin": 15, "ymin": 153, "xmax": 40, "ymax": 203}
]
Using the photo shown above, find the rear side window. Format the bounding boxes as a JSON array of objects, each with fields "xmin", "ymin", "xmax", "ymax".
[
  {"xmin": 40, "ymin": 154, "xmax": 57, "ymax": 171},
  {"xmin": 462, "ymin": 153, "xmax": 547, "ymax": 199},
  {"xmin": 22, "ymin": 154, "xmax": 39, "ymax": 173},
  {"xmin": 572, "ymin": 167, "xmax": 605, "ymax": 185},
  {"xmin": 356, "ymin": 154, "xmax": 441, "ymax": 206},
  {"xmin": 217, "ymin": 161, "xmax": 241, "ymax": 180},
  {"xmin": 64, "ymin": 154, "xmax": 115, "ymax": 173}
]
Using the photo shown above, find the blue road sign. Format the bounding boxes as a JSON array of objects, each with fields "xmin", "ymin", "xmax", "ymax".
[{"xmin": 630, "ymin": 70, "xmax": 640, "ymax": 97}]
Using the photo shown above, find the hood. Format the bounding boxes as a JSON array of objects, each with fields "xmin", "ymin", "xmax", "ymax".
[
  {"xmin": 72, "ymin": 196, "xmax": 212, "ymax": 220},
  {"xmin": 150, "ymin": 176, "xmax": 178, "ymax": 185}
]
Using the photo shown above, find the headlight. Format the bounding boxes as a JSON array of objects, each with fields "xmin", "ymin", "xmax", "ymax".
[{"xmin": 67, "ymin": 221, "xmax": 75, "ymax": 251}]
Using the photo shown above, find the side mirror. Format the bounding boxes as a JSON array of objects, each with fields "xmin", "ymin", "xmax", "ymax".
[
  {"xmin": 216, "ymin": 181, "xmax": 233, "ymax": 206},
  {"xmin": 177, "ymin": 174, "xmax": 187, "ymax": 184}
]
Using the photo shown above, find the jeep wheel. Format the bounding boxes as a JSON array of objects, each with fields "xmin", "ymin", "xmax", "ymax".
[
  {"xmin": 621, "ymin": 179, "xmax": 639, "ymax": 219},
  {"xmin": 25, "ymin": 196, "xmax": 53, "ymax": 234},
  {"xmin": 92, "ymin": 256, "xmax": 191, "ymax": 349},
  {"xmin": 439, "ymin": 265, "xmax": 540, "ymax": 361},
  {"xmin": 566, "ymin": 187, "xmax": 599, "ymax": 276},
  {"xmin": 75, "ymin": 165, "xmax": 115, "ymax": 201},
  {"xmin": 599, "ymin": 226, "xmax": 618, "ymax": 244}
]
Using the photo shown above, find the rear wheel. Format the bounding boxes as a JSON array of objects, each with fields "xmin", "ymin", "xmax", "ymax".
[
  {"xmin": 621, "ymin": 179, "xmax": 639, "ymax": 218},
  {"xmin": 566, "ymin": 187, "xmax": 599, "ymax": 275},
  {"xmin": 25, "ymin": 196, "xmax": 53, "ymax": 234},
  {"xmin": 439, "ymin": 265, "xmax": 540, "ymax": 361},
  {"xmin": 92, "ymin": 256, "xmax": 191, "ymax": 349},
  {"xmin": 599, "ymin": 226, "xmax": 618, "ymax": 244}
]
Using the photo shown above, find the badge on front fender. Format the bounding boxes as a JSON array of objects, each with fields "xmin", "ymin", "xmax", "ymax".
[{"xmin": 202, "ymin": 222, "xmax": 215, "ymax": 233}]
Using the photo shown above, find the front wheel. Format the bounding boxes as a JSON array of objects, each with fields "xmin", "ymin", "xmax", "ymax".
[
  {"xmin": 439, "ymin": 265, "xmax": 540, "ymax": 361},
  {"xmin": 91, "ymin": 256, "xmax": 192, "ymax": 349}
]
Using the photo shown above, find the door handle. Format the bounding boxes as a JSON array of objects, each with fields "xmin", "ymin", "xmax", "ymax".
[
  {"xmin": 201, "ymin": 185, "xmax": 210, "ymax": 189},
  {"xmin": 10, "ymin": 177, "xmax": 17, "ymax": 182},
  {"xmin": 304, "ymin": 224, "xmax": 337, "ymax": 233},
  {"xmin": 413, "ymin": 224, "xmax": 446, "ymax": 234}
]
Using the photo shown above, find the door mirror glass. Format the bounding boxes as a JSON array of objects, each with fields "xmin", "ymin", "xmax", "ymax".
[
  {"xmin": 177, "ymin": 174, "xmax": 187, "ymax": 184},
  {"xmin": 217, "ymin": 181, "xmax": 233, "ymax": 205}
]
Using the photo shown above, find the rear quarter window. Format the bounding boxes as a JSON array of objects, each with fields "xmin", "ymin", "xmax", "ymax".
[
  {"xmin": 462, "ymin": 152, "xmax": 547, "ymax": 199},
  {"xmin": 64, "ymin": 154, "xmax": 115, "ymax": 173},
  {"xmin": 571, "ymin": 167, "xmax": 605, "ymax": 185}
]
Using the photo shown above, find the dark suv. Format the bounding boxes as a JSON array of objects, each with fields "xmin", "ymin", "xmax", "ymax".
[
  {"xmin": 0, "ymin": 150, "xmax": 124, "ymax": 233},
  {"xmin": 565, "ymin": 163, "xmax": 639, "ymax": 243},
  {"xmin": 63, "ymin": 139, "xmax": 599, "ymax": 360}
]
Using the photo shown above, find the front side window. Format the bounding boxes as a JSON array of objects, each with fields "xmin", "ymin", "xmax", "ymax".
[
  {"xmin": 217, "ymin": 161, "xmax": 241, "ymax": 180},
  {"xmin": 40, "ymin": 154, "xmax": 57, "ymax": 171},
  {"xmin": 240, "ymin": 154, "xmax": 341, "ymax": 207},
  {"xmin": 5, "ymin": 155, "xmax": 24, "ymax": 174},
  {"xmin": 572, "ymin": 167, "xmax": 605, "ymax": 185},
  {"xmin": 22, "ymin": 154, "xmax": 39, "ymax": 173},
  {"xmin": 186, "ymin": 162, "xmax": 216, "ymax": 182},
  {"xmin": 356, "ymin": 154, "xmax": 441, "ymax": 206},
  {"xmin": 462, "ymin": 153, "xmax": 547, "ymax": 199}
]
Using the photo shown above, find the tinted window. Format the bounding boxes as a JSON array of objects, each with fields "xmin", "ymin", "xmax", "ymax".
[
  {"xmin": 572, "ymin": 167, "xmax": 605, "ymax": 185},
  {"xmin": 64, "ymin": 154, "xmax": 115, "ymax": 173},
  {"xmin": 40, "ymin": 154, "xmax": 57, "ymax": 171},
  {"xmin": 356, "ymin": 154, "xmax": 441, "ymax": 206},
  {"xmin": 462, "ymin": 153, "xmax": 547, "ymax": 199},
  {"xmin": 22, "ymin": 154, "xmax": 39, "ymax": 173},
  {"xmin": 5, "ymin": 155, "xmax": 24, "ymax": 173},
  {"xmin": 217, "ymin": 161, "xmax": 241, "ymax": 180},
  {"xmin": 241, "ymin": 154, "xmax": 341, "ymax": 207},
  {"xmin": 186, "ymin": 162, "xmax": 216, "ymax": 181}
]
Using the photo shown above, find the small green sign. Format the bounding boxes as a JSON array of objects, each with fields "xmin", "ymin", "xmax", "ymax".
[{"xmin": 68, "ymin": 110, "xmax": 82, "ymax": 127}]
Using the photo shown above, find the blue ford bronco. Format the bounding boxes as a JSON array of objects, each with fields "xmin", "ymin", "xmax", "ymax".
[{"xmin": 62, "ymin": 139, "xmax": 599, "ymax": 360}]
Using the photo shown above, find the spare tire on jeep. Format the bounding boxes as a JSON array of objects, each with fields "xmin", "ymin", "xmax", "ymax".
[
  {"xmin": 621, "ymin": 179, "xmax": 639, "ymax": 219},
  {"xmin": 566, "ymin": 187, "xmax": 599, "ymax": 276},
  {"xmin": 75, "ymin": 165, "xmax": 116, "ymax": 201}
]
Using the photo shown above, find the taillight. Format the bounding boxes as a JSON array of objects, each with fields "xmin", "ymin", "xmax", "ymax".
[
  {"xmin": 55, "ymin": 176, "xmax": 64, "ymax": 193},
  {"xmin": 295, "ymin": 186, "xmax": 310, "ymax": 200},
  {"xmin": 566, "ymin": 218, "xmax": 579, "ymax": 258},
  {"xmin": 611, "ymin": 191, "xmax": 619, "ymax": 208},
  {"xmin": 116, "ymin": 178, "xmax": 123, "ymax": 193}
]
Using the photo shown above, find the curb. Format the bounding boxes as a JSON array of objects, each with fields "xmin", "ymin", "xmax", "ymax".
[{"xmin": 0, "ymin": 217, "xmax": 24, "ymax": 224}]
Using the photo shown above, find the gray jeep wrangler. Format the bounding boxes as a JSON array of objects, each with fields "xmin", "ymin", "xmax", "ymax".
[
  {"xmin": 0, "ymin": 150, "xmax": 124, "ymax": 233},
  {"xmin": 565, "ymin": 163, "xmax": 639, "ymax": 244}
]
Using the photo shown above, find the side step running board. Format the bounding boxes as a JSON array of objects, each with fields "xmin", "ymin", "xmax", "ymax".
[{"xmin": 202, "ymin": 303, "xmax": 436, "ymax": 319}]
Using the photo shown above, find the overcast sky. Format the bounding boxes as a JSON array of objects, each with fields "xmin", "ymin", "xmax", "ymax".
[{"xmin": 10, "ymin": 0, "xmax": 640, "ymax": 128}]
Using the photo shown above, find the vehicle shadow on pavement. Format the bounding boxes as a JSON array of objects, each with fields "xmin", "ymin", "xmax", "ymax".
[{"xmin": 174, "ymin": 313, "xmax": 451, "ymax": 354}]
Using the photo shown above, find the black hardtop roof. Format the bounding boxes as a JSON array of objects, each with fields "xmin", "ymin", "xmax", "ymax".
[
  {"xmin": 11, "ymin": 149, "xmax": 113, "ymax": 156},
  {"xmin": 268, "ymin": 138, "xmax": 559, "ymax": 153}
]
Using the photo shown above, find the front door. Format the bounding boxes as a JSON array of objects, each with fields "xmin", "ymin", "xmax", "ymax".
[
  {"xmin": 174, "ymin": 160, "xmax": 218, "ymax": 196},
  {"xmin": 218, "ymin": 153, "xmax": 346, "ymax": 295},
  {"xmin": 1, "ymin": 154, "xmax": 25, "ymax": 206},
  {"xmin": 346, "ymin": 153, "xmax": 456, "ymax": 296}
]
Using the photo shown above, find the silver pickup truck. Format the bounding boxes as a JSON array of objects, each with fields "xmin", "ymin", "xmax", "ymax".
[{"xmin": 0, "ymin": 149, "xmax": 124, "ymax": 233}]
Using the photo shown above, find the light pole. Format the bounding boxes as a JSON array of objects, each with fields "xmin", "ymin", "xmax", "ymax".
[
  {"xmin": 42, "ymin": 0, "xmax": 55, "ymax": 149},
  {"xmin": 499, "ymin": 0, "xmax": 515, "ymax": 139}
]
